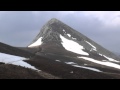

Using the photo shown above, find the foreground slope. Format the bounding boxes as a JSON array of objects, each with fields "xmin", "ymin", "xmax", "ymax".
[{"xmin": 1, "ymin": 42, "xmax": 120, "ymax": 79}]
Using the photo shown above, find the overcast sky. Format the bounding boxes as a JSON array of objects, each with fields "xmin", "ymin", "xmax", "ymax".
[{"xmin": 0, "ymin": 11, "xmax": 120, "ymax": 53}]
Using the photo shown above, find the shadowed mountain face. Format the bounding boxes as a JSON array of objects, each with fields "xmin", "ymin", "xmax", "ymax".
[{"xmin": 1, "ymin": 18, "xmax": 120, "ymax": 79}]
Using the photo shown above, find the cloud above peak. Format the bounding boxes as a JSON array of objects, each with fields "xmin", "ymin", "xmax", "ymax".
[{"xmin": 82, "ymin": 11, "xmax": 120, "ymax": 27}]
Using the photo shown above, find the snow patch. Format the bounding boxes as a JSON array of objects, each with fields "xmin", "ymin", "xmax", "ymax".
[
  {"xmin": 67, "ymin": 34, "xmax": 71, "ymax": 37},
  {"xmin": 60, "ymin": 34, "xmax": 89, "ymax": 56},
  {"xmin": 86, "ymin": 41, "xmax": 97, "ymax": 51},
  {"xmin": 63, "ymin": 29, "xmax": 66, "ymax": 34},
  {"xmin": 103, "ymin": 55, "xmax": 119, "ymax": 63},
  {"xmin": 72, "ymin": 37, "xmax": 77, "ymax": 40},
  {"xmin": 102, "ymin": 60, "xmax": 107, "ymax": 62},
  {"xmin": 64, "ymin": 61, "xmax": 101, "ymax": 72},
  {"xmin": 99, "ymin": 53, "xmax": 103, "ymax": 56},
  {"xmin": 28, "ymin": 37, "xmax": 43, "ymax": 47},
  {"xmin": 56, "ymin": 60, "xmax": 61, "ymax": 62},
  {"xmin": 99, "ymin": 53, "xmax": 119, "ymax": 63},
  {"xmin": 72, "ymin": 65, "xmax": 102, "ymax": 72},
  {"xmin": 63, "ymin": 29, "xmax": 65, "ymax": 32},
  {"xmin": 84, "ymin": 64, "xmax": 88, "ymax": 65},
  {"xmin": 0, "ymin": 53, "xmax": 38, "ymax": 70},
  {"xmin": 65, "ymin": 62, "xmax": 77, "ymax": 65},
  {"xmin": 78, "ymin": 56, "xmax": 120, "ymax": 70}
]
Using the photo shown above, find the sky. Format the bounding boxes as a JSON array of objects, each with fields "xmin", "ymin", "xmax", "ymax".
[{"xmin": 0, "ymin": 11, "xmax": 120, "ymax": 53}]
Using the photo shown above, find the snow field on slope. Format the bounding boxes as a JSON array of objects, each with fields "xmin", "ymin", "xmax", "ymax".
[
  {"xmin": 0, "ymin": 53, "xmax": 38, "ymax": 70},
  {"xmin": 28, "ymin": 37, "xmax": 43, "ymax": 47},
  {"xmin": 78, "ymin": 56, "xmax": 120, "ymax": 70},
  {"xmin": 65, "ymin": 61, "xmax": 102, "ymax": 72},
  {"xmin": 86, "ymin": 41, "xmax": 97, "ymax": 51},
  {"xmin": 60, "ymin": 34, "xmax": 89, "ymax": 56}
]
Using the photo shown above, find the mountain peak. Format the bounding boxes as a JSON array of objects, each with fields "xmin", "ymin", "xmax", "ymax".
[
  {"xmin": 49, "ymin": 18, "xmax": 59, "ymax": 22},
  {"xmin": 47, "ymin": 18, "xmax": 60, "ymax": 24}
]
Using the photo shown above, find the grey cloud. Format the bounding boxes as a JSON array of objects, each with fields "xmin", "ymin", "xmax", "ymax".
[{"xmin": 0, "ymin": 11, "xmax": 120, "ymax": 53}]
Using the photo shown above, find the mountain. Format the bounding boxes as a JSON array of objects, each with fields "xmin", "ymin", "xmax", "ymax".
[
  {"xmin": 28, "ymin": 18, "xmax": 119, "ymax": 60},
  {"xmin": 1, "ymin": 18, "xmax": 120, "ymax": 79}
]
